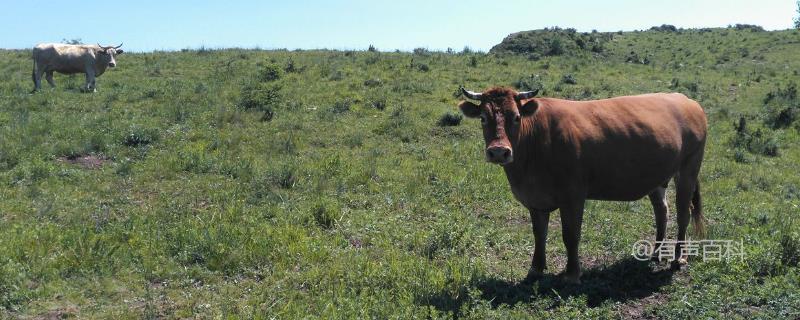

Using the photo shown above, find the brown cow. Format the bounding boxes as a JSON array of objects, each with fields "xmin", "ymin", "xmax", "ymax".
[{"xmin": 458, "ymin": 87, "xmax": 707, "ymax": 283}]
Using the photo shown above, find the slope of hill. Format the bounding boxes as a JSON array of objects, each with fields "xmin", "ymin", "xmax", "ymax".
[{"xmin": 0, "ymin": 27, "xmax": 799, "ymax": 318}]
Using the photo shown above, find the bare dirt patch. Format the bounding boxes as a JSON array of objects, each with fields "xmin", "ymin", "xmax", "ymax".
[{"xmin": 57, "ymin": 155, "xmax": 109, "ymax": 169}]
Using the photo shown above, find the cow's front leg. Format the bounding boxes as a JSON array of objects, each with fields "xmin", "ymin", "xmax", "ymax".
[
  {"xmin": 524, "ymin": 209, "xmax": 551, "ymax": 282},
  {"xmin": 559, "ymin": 197, "xmax": 585, "ymax": 284},
  {"xmin": 84, "ymin": 73, "xmax": 96, "ymax": 93}
]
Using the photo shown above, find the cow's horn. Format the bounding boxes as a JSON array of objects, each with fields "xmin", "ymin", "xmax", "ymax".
[
  {"xmin": 516, "ymin": 89, "xmax": 539, "ymax": 100},
  {"xmin": 115, "ymin": 43, "xmax": 123, "ymax": 49},
  {"xmin": 460, "ymin": 87, "xmax": 483, "ymax": 100}
]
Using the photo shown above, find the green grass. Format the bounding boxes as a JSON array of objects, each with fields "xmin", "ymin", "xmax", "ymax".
[{"xmin": 1, "ymin": 27, "xmax": 799, "ymax": 318}]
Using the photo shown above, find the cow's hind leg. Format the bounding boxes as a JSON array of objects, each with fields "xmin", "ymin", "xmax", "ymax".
[
  {"xmin": 672, "ymin": 151, "xmax": 704, "ymax": 270},
  {"xmin": 647, "ymin": 184, "xmax": 669, "ymax": 261},
  {"xmin": 45, "ymin": 71, "xmax": 55, "ymax": 88},
  {"xmin": 524, "ymin": 209, "xmax": 550, "ymax": 282},
  {"xmin": 559, "ymin": 197, "xmax": 585, "ymax": 284},
  {"xmin": 32, "ymin": 63, "xmax": 45, "ymax": 92}
]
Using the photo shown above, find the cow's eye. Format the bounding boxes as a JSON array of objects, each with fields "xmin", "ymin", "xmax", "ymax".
[{"xmin": 513, "ymin": 115, "xmax": 521, "ymax": 124}]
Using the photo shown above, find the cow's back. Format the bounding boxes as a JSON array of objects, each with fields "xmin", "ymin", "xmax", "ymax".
[
  {"xmin": 535, "ymin": 93, "xmax": 707, "ymax": 201},
  {"xmin": 33, "ymin": 43, "xmax": 92, "ymax": 74}
]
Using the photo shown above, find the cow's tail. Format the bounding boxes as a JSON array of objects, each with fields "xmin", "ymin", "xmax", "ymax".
[
  {"xmin": 691, "ymin": 181, "xmax": 706, "ymax": 238},
  {"xmin": 31, "ymin": 50, "xmax": 38, "ymax": 90}
]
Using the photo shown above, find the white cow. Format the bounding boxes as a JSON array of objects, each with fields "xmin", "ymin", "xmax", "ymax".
[{"xmin": 32, "ymin": 43, "xmax": 123, "ymax": 92}]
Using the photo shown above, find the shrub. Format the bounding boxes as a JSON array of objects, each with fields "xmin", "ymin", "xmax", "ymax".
[
  {"xmin": 730, "ymin": 117, "xmax": 780, "ymax": 157},
  {"xmin": 239, "ymin": 82, "xmax": 282, "ymax": 113},
  {"xmin": 284, "ymin": 58, "xmax": 299, "ymax": 73},
  {"xmin": 437, "ymin": 112, "xmax": 463, "ymax": 127},
  {"xmin": 515, "ymin": 74, "xmax": 545, "ymax": 92},
  {"xmin": 561, "ymin": 74, "xmax": 578, "ymax": 85},
  {"xmin": 413, "ymin": 47, "xmax": 430, "ymax": 56},
  {"xmin": 650, "ymin": 24, "xmax": 678, "ymax": 32},
  {"xmin": 368, "ymin": 44, "xmax": 377, "ymax": 52},
  {"xmin": 763, "ymin": 83, "xmax": 799, "ymax": 128},
  {"xmin": 331, "ymin": 99, "xmax": 352, "ymax": 114},
  {"xmin": 256, "ymin": 62, "xmax": 282, "ymax": 82},
  {"xmin": 370, "ymin": 98, "xmax": 387, "ymax": 111},
  {"xmin": 731, "ymin": 24, "xmax": 765, "ymax": 32}
]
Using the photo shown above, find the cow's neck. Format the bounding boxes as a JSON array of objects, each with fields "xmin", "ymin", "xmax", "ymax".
[
  {"xmin": 94, "ymin": 64, "xmax": 108, "ymax": 76},
  {"xmin": 503, "ymin": 111, "xmax": 550, "ymax": 183}
]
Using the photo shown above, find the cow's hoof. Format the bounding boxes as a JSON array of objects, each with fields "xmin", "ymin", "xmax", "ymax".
[
  {"xmin": 522, "ymin": 270, "xmax": 544, "ymax": 284},
  {"xmin": 559, "ymin": 272, "xmax": 582, "ymax": 285},
  {"xmin": 670, "ymin": 258, "xmax": 688, "ymax": 270}
]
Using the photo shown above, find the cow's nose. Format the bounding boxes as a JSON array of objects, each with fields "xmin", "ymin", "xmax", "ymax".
[
  {"xmin": 108, "ymin": 62, "xmax": 116, "ymax": 67},
  {"xmin": 486, "ymin": 146, "xmax": 513, "ymax": 164}
]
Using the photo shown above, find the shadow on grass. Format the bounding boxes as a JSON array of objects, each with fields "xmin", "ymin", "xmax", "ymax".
[{"xmin": 422, "ymin": 257, "xmax": 675, "ymax": 315}]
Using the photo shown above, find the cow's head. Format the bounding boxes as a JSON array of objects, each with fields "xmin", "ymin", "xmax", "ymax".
[
  {"xmin": 458, "ymin": 87, "xmax": 539, "ymax": 165},
  {"xmin": 96, "ymin": 43, "xmax": 124, "ymax": 68}
]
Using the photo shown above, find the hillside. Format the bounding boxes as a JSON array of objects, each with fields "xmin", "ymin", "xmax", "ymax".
[{"xmin": 1, "ymin": 27, "xmax": 799, "ymax": 318}]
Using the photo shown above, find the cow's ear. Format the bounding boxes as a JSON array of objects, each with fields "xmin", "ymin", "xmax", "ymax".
[
  {"xmin": 519, "ymin": 99, "xmax": 539, "ymax": 117},
  {"xmin": 458, "ymin": 101, "xmax": 481, "ymax": 118},
  {"xmin": 116, "ymin": 49, "xmax": 124, "ymax": 54}
]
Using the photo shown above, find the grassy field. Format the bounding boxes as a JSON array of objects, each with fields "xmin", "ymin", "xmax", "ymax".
[{"xmin": 1, "ymin": 27, "xmax": 799, "ymax": 318}]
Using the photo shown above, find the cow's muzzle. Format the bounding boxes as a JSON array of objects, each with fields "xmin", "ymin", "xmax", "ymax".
[
  {"xmin": 108, "ymin": 62, "xmax": 116, "ymax": 67},
  {"xmin": 486, "ymin": 146, "xmax": 513, "ymax": 165}
]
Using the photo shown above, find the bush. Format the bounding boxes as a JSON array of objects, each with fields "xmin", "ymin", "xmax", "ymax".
[
  {"xmin": 731, "ymin": 24, "xmax": 765, "ymax": 32},
  {"xmin": 515, "ymin": 74, "xmax": 545, "ymax": 92},
  {"xmin": 331, "ymin": 99, "xmax": 352, "ymax": 114},
  {"xmin": 239, "ymin": 82, "xmax": 282, "ymax": 113},
  {"xmin": 437, "ymin": 112, "xmax": 462, "ymax": 127},
  {"xmin": 763, "ymin": 83, "xmax": 799, "ymax": 128},
  {"xmin": 650, "ymin": 24, "xmax": 679, "ymax": 32},
  {"xmin": 730, "ymin": 117, "xmax": 780, "ymax": 157},
  {"xmin": 256, "ymin": 62, "xmax": 282, "ymax": 82},
  {"xmin": 284, "ymin": 58, "xmax": 300, "ymax": 73},
  {"xmin": 561, "ymin": 74, "xmax": 578, "ymax": 85},
  {"xmin": 370, "ymin": 98, "xmax": 387, "ymax": 111}
]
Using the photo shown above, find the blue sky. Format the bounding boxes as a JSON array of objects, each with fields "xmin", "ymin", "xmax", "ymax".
[{"xmin": 0, "ymin": 0, "xmax": 795, "ymax": 52}]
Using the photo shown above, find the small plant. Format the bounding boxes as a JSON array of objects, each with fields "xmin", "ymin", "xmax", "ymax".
[
  {"xmin": 370, "ymin": 98, "xmax": 387, "ymax": 111},
  {"xmin": 312, "ymin": 199, "xmax": 339, "ymax": 229},
  {"xmin": 122, "ymin": 125, "xmax": 158, "ymax": 147},
  {"xmin": 561, "ymin": 74, "xmax": 578, "ymax": 85},
  {"xmin": 780, "ymin": 233, "xmax": 800, "ymax": 267},
  {"xmin": 437, "ymin": 112, "xmax": 463, "ymax": 127},
  {"xmin": 331, "ymin": 99, "xmax": 352, "ymax": 114},
  {"xmin": 363, "ymin": 78, "xmax": 383, "ymax": 87},
  {"xmin": 284, "ymin": 58, "xmax": 299, "ymax": 73}
]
